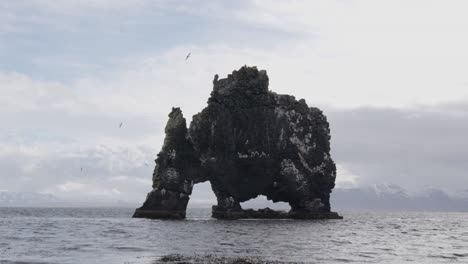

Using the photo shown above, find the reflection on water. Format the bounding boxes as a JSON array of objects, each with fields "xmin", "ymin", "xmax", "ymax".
[{"xmin": 0, "ymin": 208, "xmax": 467, "ymax": 264}]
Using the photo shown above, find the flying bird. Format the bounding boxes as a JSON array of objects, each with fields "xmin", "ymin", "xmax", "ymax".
[
  {"xmin": 185, "ymin": 52, "xmax": 191, "ymax": 61},
  {"xmin": 119, "ymin": 122, "xmax": 123, "ymax": 128},
  {"xmin": 80, "ymin": 167, "xmax": 83, "ymax": 173}
]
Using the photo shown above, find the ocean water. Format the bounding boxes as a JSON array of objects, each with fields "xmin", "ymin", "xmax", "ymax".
[{"xmin": 0, "ymin": 207, "xmax": 467, "ymax": 264}]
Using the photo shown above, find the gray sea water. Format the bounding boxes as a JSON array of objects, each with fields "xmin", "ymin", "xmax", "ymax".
[{"xmin": 0, "ymin": 208, "xmax": 467, "ymax": 264}]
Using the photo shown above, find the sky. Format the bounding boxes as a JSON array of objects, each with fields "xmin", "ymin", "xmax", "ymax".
[{"xmin": 1, "ymin": 0, "xmax": 468, "ymax": 206}]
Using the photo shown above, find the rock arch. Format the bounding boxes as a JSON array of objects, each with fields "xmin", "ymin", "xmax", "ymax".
[{"xmin": 133, "ymin": 66, "xmax": 342, "ymax": 219}]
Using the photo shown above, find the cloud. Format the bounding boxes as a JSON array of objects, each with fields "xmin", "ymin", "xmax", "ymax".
[
  {"xmin": 0, "ymin": 140, "xmax": 156, "ymax": 202},
  {"xmin": 4, "ymin": 0, "xmax": 468, "ymax": 106},
  {"xmin": 327, "ymin": 101, "xmax": 468, "ymax": 195},
  {"xmin": 335, "ymin": 165, "xmax": 360, "ymax": 188},
  {"xmin": 235, "ymin": 0, "xmax": 468, "ymax": 107},
  {"xmin": 57, "ymin": 181, "xmax": 85, "ymax": 192}
]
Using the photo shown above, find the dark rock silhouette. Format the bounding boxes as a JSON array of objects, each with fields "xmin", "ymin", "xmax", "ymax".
[{"xmin": 133, "ymin": 66, "xmax": 342, "ymax": 219}]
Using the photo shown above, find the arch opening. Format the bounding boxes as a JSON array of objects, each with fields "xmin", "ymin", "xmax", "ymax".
[
  {"xmin": 241, "ymin": 195, "xmax": 290, "ymax": 211},
  {"xmin": 187, "ymin": 181, "xmax": 217, "ymax": 209}
]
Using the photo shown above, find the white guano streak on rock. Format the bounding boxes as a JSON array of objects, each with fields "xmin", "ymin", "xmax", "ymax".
[
  {"xmin": 237, "ymin": 152, "xmax": 249, "ymax": 158},
  {"xmin": 280, "ymin": 159, "xmax": 304, "ymax": 183},
  {"xmin": 210, "ymin": 121, "xmax": 216, "ymax": 138},
  {"xmin": 164, "ymin": 168, "xmax": 180, "ymax": 183},
  {"xmin": 298, "ymin": 152, "xmax": 327, "ymax": 175},
  {"xmin": 237, "ymin": 151, "xmax": 268, "ymax": 159},
  {"xmin": 298, "ymin": 152, "xmax": 314, "ymax": 174},
  {"xmin": 289, "ymin": 134, "xmax": 311, "ymax": 155}
]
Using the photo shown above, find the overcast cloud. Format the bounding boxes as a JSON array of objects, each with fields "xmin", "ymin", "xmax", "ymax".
[{"xmin": 1, "ymin": 1, "xmax": 467, "ymax": 205}]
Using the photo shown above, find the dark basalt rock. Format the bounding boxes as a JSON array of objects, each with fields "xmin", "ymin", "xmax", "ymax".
[
  {"xmin": 211, "ymin": 207, "xmax": 343, "ymax": 220},
  {"xmin": 133, "ymin": 66, "xmax": 342, "ymax": 220},
  {"xmin": 156, "ymin": 254, "xmax": 303, "ymax": 263}
]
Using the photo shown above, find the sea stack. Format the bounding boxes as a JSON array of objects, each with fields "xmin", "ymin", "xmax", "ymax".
[{"xmin": 133, "ymin": 66, "xmax": 342, "ymax": 219}]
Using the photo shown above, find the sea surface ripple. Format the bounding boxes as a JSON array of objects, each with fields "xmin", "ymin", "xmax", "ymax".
[{"xmin": 0, "ymin": 208, "xmax": 467, "ymax": 263}]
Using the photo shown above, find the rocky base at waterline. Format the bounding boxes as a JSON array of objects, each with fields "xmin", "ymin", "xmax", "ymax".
[
  {"xmin": 212, "ymin": 207, "xmax": 343, "ymax": 220},
  {"xmin": 133, "ymin": 207, "xmax": 343, "ymax": 220},
  {"xmin": 133, "ymin": 209, "xmax": 186, "ymax": 219},
  {"xmin": 155, "ymin": 254, "xmax": 305, "ymax": 264}
]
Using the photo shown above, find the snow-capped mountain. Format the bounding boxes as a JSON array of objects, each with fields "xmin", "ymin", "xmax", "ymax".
[
  {"xmin": 0, "ymin": 192, "xmax": 61, "ymax": 206},
  {"xmin": 332, "ymin": 185, "xmax": 468, "ymax": 211}
]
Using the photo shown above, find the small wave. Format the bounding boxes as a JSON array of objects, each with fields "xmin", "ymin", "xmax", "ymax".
[
  {"xmin": 2, "ymin": 236, "xmax": 20, "ymax": 241},
  {"xmin": 102, "ymin": 228, "xmax": 128, "ymax": 234},
  {"xmin": 332, "ymin": 258, "xmax": 353, "ymax": 263},
  {"xmin": 219, "ymin": 242, "xmax": 236, "ymax": 246},
  {"xmin": 330, "ymin": 239, "xmax": 352, "ymax": 245},
  {"xmin": 59, "ymin": 246, "xmax": 81, "ymax": 251},
  {"xmin": 376, "ymin": 247, "xmax": 393, "ymax": 252},
  {"xmin": 358, "ymin": 253, "xmax": 376, "ymax": 259},
  {"xmin": 428, "ymin": 254, "xmax": 458, "ymax": 260},
  {"xmin": 111, "ymin": 246, "xmax": 146, "ymax": 252},
  {"xmin": 39, "ymin": 223, "xmax": 57, "ymax": 229}
]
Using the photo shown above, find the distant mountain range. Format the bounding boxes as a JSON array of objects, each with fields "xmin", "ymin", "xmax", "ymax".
[
  {"xmin": 0, "ymin": 192, "xmax": 137, "ymax": 207},
  {"xmin": 0, "ymin": 192, "xmax": 62, "ymax": 206},
  {"xmin": 332, "ymin": 184, "xmax": 468, "ymax": 212},
  {"xmin": 1, "ymin": 185, "xmax": 467, "ymax": 212}
]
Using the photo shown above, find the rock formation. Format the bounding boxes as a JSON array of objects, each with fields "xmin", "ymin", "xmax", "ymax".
[{"xmin": 133, "ymin": 66, "xmax": 342, "ymax": 219}]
